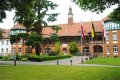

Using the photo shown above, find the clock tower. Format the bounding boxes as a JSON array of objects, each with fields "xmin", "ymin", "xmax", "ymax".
[{"xmin": 68, "ymin": 6, "xmax": 73, "ymax": 24}]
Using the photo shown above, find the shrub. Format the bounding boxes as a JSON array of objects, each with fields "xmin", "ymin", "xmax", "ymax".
[
  {"xmin": 28, "ymin": 55, "xmax": 72, "ymax": 62},
  {"xmin": 69, "ymin": 42, "xmax": 79, "ymax": 56},
  {"xmin": 1, "ymin": 56, "xmax": 8, "ymax": 60}
]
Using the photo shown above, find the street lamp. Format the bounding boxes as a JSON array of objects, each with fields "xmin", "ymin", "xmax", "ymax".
[{"xmin": 9, "ymin": 23, "xmax": 26, "ymax": 66}]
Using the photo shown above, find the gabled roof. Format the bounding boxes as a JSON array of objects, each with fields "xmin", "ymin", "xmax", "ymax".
[
  {"xmin": 103, "ymin": 17, "xmax": 111, "ymax": 21},
  {"xmin": 42, "ymin": 21, "xmax": 103, "ymax": 37},
  {"xmin": 2, "ymin": 29, "xmax": 10, "ymax": 38},
  {"xmin": 11, "ymin": 23, "xmax": 26, "ymax": 30}
]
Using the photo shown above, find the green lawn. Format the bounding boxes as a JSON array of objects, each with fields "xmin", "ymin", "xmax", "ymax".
[
  {"xmin": 1, "ymin": 65, "xmax": 120, "ymax": 80},
  {"xmin": 84, "ymin": 57, "xmax": 120, "ymax": 66}
]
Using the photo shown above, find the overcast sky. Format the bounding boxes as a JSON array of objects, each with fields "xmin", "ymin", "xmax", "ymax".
[{"xmin": 0, "ymin": 0, "xmax": 117, "ymax": 29}]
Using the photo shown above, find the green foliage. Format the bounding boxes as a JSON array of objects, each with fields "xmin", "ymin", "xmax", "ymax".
[
  {"xmin": 50, "ymin": 33, "xmax": 59, "ymax": 43},
  {"xmin": 109, "ymin": 7, "xmax": 120, "ymax": 22},
  {"xmin": 73, "ymin": 0, "xmax": 120, "ymax": 21},
  {"xmin": 25, "ymin": 32, "xmax": 43, "ymax": 48},
  {"xmin": 0, "ymin": 0, "xmax": 60, "ymax": 55},
  {"xmin": 10, "ymin": 34, "xmax": 20, "ymax": 44},
  {"xmin": 55, "ymin": 41, "xmax": 61, "ymax": 55},
  {"xmin": 0, "ymin": 0, "xmax": 13, "ymax": 22},
  {"xmin": 69, "ymin": 42, "xmax": 79, "ymax": 55},
  {"xmin": 73, "ymin": 0, "xmax": 119, "ymax": 13}
]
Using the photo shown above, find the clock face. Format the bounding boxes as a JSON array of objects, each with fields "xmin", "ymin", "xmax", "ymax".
[{"xmin": 68, "ymin": 15, "xmax": 72, "ymax": 18}]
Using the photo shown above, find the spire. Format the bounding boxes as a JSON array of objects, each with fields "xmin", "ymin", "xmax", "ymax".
[
  {"xmin": 68, "ymin": 6, "xmax": 73, "ymax": 16},
  {"xmin": 68, "ymin": 5, "xmax": 74, "ymax": 24},
  {"xmin": 68, "ymin": 0, "xmax": 74, "ymax": 24}
]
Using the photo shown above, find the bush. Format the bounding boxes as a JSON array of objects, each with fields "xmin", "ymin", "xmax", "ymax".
[
  {"xmin": 0, "ymin": 56, "xmax": 2, "ymax": 59},
  {"xmin": 28, "ymin": 55, "xmax": 72, "ymax": 62},
  {"xmin": 1, "ymin": 56, "xmax": 8, "ymax": 60}
]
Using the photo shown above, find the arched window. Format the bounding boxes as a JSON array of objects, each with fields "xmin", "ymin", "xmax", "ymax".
[{"xmin": 44, "ymin": 48, "xmax": 51, "ymax": 54}]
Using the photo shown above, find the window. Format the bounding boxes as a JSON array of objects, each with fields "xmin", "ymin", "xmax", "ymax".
[
  {"xmin": 12, "ymin": 48, "xmax": 16, "ymax": 54},
  {"xmin": 1, "ymin": 48, "xmax": 4, "ymax": 53},
  {"xmin": 18, "ymin": 48, "xmax": 22, "ymax": 53},
  {"xmin": 112, "ymin": 33, "xmax": 117, "ymax": 40},
  {"xmin": 106, "ymin": 33, "xmax": 109, "ymax": 40},
  {"xmin": 44, "ymin": 48, "xmax": 51, "ymax": 54},
  {"xmin": 107, "ymin": 46, "xmax": 110, "ymax": 53},
  {"xmin": 1, "ymin": 40, "xmax": 4, "ymax": 46},
  {"xmin": 6, "ymin": 40, "xmax": 9, "ymax": 45},
  {"xmin": 83, "ymin": 47, "xmax": 89, "ymax": 53},
  {"xmin": 6, "ymin": 48, "xmax": 8, "ymax": 53},
  {"xmin": 113, "ymin": 45, "xmax": 118, "ymax": 53}
]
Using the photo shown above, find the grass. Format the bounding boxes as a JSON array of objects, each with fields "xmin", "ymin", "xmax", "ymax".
[
  {"xmin": 84, "ymin": 57, "xmax": 120, "ymax": 66},
  {"xmin": 1, "ymin": 65, "xmax": 120, "ymax": 80}
]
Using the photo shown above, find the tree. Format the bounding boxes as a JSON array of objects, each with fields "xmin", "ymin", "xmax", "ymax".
[
  {"xmin": 50, "ymin": 33, "xmax": 59, "ymax": 43},
  {"xmin": 55, "ymin": 41, "xmax": 61, "ymax": 55},
  {"xmin": 69, "ymin": 42, "xmax": 79, "ymax": 56},
  {"xmin": 11, "ymin": 0, "xmax": 59, "ymax": 56},
  {"xmin": 25, "ymin": 32, "xmax": 43, "ymax": 48},
  {"xmin": 0, "ymin": 0, "xmax": 13, "ymax": 22},
  {"xmin": 73, "ymin": 0, "xmax": 120, "ymax": 21}
]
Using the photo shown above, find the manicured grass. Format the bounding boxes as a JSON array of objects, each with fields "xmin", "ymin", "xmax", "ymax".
[
  {"xmin": 1, "ymin": 65, "xmax": 120, "ymax": 80},
  {"xmin": 84, "ymin": 57, "xmax": 120, "ymax": 66}
]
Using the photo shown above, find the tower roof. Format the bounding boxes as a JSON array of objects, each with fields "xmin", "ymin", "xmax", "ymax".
[{"xmin": 68, "ymin": 6, "xmax": 73, "ymax": 15}]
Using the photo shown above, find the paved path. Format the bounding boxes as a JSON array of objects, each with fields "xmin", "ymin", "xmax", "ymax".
[
  {"xmin": 0, "ymin": 56, "xmax": 120, "ymax": 68},
  {"xmin": 0, "ymin": 56, "xmax": 86, "ymax": 65}
]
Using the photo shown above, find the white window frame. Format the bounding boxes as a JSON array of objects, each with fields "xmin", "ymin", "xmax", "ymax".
[
  {"xmin": 112, "ymin": 33, "xmax": 117, "ymax": 40},
  {"xmin": 106, "ymin": 33, "xmax": 109, "ymax": 40},
  {"xmin": 1, "ymin": 48, "xmax": 4, "ymax": 53},
  {"xmin": 44, "ymin": 48, "xmax": 51, "ymax": 54},
  {"xmin": 1, "ymin": 40, "xmax": 4, "ymax": 46},
  {"xmin": 18, "ymin": 48, "xmax": 22, "ymax": 53},
  {"xmin": 113, "ymin": 45, "xmax": 118, "ymax": 53},
  {"xmin": 107, "ymin": 46, "xmax": 110, "ymax": 53},
  {"xmin": 6, "ymin": 48, "xmax": 8, "ymax": 53},
  {"xmin": 6, "ymin": 40, "xmax": 9, "ymax": 45}
]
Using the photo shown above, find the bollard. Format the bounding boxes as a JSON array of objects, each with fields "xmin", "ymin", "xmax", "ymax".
[
  {"xmin": 57, "ymin": 60, "xmax": 59, "ymax": 65},
  {"xmin": 14, "ymin": 59, "xmax": 16, "ymax": 66},
  {"xmin": 70, "ymin": 60, "xmax": 72, "ymax": 66},
  {"xmin": 81, "ymin": 58, "xmax": 83, "ymax": 63}
]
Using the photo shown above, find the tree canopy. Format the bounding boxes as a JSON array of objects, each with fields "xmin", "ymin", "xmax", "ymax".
[
  {"xmin": 6, "ymin": 0, "xmax": 59, "ymax": 55},
  {"xmin": 73, "ymin": 0, "xmax": 120, "ymax": 21}
]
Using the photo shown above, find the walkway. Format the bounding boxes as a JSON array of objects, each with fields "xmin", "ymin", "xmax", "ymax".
[{"xmin": 0, "ymin": 56, "xmax": 120, "ymax": 68}]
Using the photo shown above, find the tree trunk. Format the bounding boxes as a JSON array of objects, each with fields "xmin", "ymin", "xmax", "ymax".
[
  {"xmin": 35, "ymin": 44, "xmax": 41, "ymax": 56},
  {"xmin": 35, "ymin": 1, "xmax": 43, "ymax": 56}
]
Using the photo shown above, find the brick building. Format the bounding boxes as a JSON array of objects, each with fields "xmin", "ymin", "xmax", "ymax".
[{"xmin": 2, "ymin": 7, "xmax": 120, "ymax": 57}]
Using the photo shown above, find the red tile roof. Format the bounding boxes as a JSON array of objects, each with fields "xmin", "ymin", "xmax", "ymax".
[
  {"xmin": 42, "ymin": 21, "xmax": 103, "ymax": 37},
  {"xmin": 11, "ymin": 23, "xmax": 26, "ymax": 30}
]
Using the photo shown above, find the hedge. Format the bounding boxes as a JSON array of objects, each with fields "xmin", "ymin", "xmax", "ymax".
[{"xmin": 28, "ymin": 55, "xmax": 72, "ymax": 62}]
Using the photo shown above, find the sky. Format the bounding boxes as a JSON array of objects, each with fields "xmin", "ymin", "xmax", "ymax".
[{"xmin": 0, "ymin": 0, "xmax": 118, "ymax": 29}]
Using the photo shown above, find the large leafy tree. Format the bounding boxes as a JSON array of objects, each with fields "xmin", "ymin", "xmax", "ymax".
[
  {"xmin": 11, "ymin": 0, "xmax": 59, "ymax": 56},
  {"xmin": 0, "ymin": 0, "xmax": 13, "ymax": 22},
  {"xmin": 73, "ymin": 0, "xmax": 120, "ymax": 21}
]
